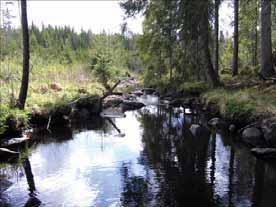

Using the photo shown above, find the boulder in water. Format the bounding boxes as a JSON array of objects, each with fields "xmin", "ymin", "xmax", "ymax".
[
  {"xmin": 208, "ymin": 117, "xmax": 226, "ymax": 129},
  {"xmin": 228, "ymin": 124, "xmax": 236, "ymax": 133},
  {"xmin": 242, "ymin": 127, "xmax": 265, "ymax": 147}
]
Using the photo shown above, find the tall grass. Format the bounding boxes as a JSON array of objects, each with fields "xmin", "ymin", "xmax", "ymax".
[{"xmin": 0, "ymin": 56, "xmax": 103, "ymax": 112}]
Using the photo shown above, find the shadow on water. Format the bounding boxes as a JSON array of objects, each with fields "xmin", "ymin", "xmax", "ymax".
[{"xmin": 1, "ymin": 97, "xmax": 276, "ymax": 206}]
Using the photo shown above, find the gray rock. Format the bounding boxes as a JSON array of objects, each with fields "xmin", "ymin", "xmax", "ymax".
[
  {"xmin": 229, "ymin": 124, "xmax": 236, "ymax": 133},
  {"xmin": 261, "ymin": 117, "xmax": 276, "ymax": 147},
  {"xmin": 242, "ymin": 127, "xmax": 265, "ymax": 147},
  {"xmin": 251, "ymin": 148, "xmax": 276, "ymax": 159},
  {"xmin": 190, "ymin": 124, "xmax": 209, "ymax": 137},
  {"xmin": 208, "ymin": 117, "xmax": 226, "ymax": 129}
]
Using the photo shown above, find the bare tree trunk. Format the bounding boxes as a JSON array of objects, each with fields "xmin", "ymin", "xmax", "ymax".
[
  {"xmin": 214, "ymin": 0, "xmax": 220, "ymax": 74},
  {"xmin": 18, "ymin": 0, "xmax": 29, "ymax": 109},
  {"xmin": 253, "ymin": 1, "xmax": 259, "ymax": 66},
  {"xmin": 260, "ymin": 0, "xmax": 274, "ymax": 77},
  {"xmin": 201, "ymin": 2, "xmax": 220, "ymax": 87},
  {"xmin": 232, "ymin": 0, "xmax": 239, "ymax": 77}
]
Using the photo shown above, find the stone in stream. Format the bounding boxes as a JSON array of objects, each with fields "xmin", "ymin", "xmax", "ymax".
[
  {"xmin": 208, "ymin": 117, "xmax": 226, "ymax": 129},
  {"xmin": 251, "ymin": 148, "xmax": 276, "ymax": 159},
  {"xmin": 261, "ymin": 117, "xmax": 276, "ymax": 147},
  {"xmin": 241, "ymin": 127, "xmax": 265, "ymax": 147},
  {"xmin": 228, "ymin": 124, "xmax": 236, "ymax": 133}
]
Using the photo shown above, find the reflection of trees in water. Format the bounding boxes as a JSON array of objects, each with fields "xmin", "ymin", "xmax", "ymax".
[
  {"xmin": 135, "ymin": 105, "xmax": 276, "ymax": 206},
  {"xmin": 120, "ymin": 163, "xmax": 152, "ymax": 207},
  {"xmin": 132, "ymin": 106, "xmax": 213, "ymax": 207},
  {"xmin": 0, "ymin": 157, "xmax": 41, "ymax": 207}
]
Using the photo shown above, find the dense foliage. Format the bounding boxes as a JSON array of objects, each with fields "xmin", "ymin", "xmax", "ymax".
[{"xmin": 121, "ymin": 0, "xmax": 276, "ymax": 89}]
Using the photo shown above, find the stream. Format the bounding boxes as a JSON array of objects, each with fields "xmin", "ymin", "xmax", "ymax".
[{"xmin": 1, "ymin": 95, "xmax": 276, "ymax": 207}]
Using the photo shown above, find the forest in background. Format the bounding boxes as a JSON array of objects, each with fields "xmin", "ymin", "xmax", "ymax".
[
  {"xmin": 0, "ymin": 5, "xmax": 141, "ymax": 109},
  {"xmin": 121, "ymin": 0, "xmax": 276, "ymax": 88}
]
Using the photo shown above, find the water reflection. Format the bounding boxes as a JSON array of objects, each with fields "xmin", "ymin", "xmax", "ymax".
[{"xmin": 1, "ymin": 100, "xmax": 276, "ymax": 206}]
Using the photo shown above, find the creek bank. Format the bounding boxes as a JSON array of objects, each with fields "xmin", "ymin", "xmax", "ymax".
[
  {"xmin": 0, "ymin": 85, "xmax": 148, "ymax": 150},
  {"xmin": 203, "ymin": 100, "xmax": 276, "ymax": 155},
  {"xmin": 159, "ymin": 87, "xmax": 276, "ymax": 159}
]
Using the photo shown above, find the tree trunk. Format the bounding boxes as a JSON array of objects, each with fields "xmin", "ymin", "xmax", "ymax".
[
  {"xmin": 260, "ymin": 0, "xmax": 274, "ymax": 77},
  {"xmin": 201, "ymin": 2, "xmax": 221, "ymax": 87},
  {"xmin": 214, "ymin": 0, "xmax": 220, "ymax": 74},
  {"xmin": 232, "ymin": 0, "xmax": 239, "ymax": 77},
  {"xmin": 18, "ymin": 0, "xmax": 29, "ymax": 109},
  {"xmin": 253, "ymin": 1, "xmax": 259, "ymax": 66}
]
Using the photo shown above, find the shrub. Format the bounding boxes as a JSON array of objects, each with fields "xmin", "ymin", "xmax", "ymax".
[{"xmin": 0, "ymin": 106, "xmax": 29, "ymax": 136}]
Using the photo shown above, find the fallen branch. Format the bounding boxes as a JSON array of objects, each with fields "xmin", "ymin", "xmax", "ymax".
[{"xmin": 101, "ymin": 80, "xmax": 121, "ymax": 100}]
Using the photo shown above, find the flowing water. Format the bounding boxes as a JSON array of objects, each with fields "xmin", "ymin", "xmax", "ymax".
[{"xmin": 1, "ymin": 95, "xmax": 276, "ymax": 207}]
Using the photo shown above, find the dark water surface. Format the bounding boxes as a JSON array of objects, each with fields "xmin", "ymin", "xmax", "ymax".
[{"xmin": 1, "ymin": 96, "xmax": 276, "ymax": 207}]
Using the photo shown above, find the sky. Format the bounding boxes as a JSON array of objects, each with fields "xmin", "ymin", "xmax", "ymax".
[
  {"xmin": 2, "ymin": 0, "xmax": 144, "ymax": 34},
  {"xmin": 1, "ymin": 0, "xmax": 233, "ymax": 36}
]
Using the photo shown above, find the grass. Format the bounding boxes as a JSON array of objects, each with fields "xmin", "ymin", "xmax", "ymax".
[
  {"xmin": 0, "ymin": 57, "xmax": 106, "ymax": 136},
  {"xmin": 202, "ymin": 84, "xmax": 276, "ymax": 123},
  {"xmin": 0, "ymin": 58, "xmax": 104, "ymax": 112}
]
